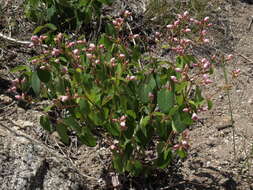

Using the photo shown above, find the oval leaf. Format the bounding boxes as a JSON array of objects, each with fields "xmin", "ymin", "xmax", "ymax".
[
  {"xmin": 37, "ymin": 68, "xmax": 51, "ymax": 83},
  {"xmin": 31, "ymin": 71, "xmax": 41, "ymax": 96},
  {"xmin": 157, "ymin": 88, "xmax": 174, "ymax": 113}
]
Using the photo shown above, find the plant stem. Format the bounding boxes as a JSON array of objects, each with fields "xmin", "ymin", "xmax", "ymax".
[{"xmin": 221, "ymin": 62, "xmax": 236, "ymax": 159}]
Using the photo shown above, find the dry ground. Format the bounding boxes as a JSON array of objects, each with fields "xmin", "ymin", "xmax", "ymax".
[{"xmin": 0, "ymin": 0, "xmax": 253, "ymax": 189}]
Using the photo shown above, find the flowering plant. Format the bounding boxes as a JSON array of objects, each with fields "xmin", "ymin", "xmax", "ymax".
[{"xmin": 12, "ymin": 11, "xmax": 218, "ymax": 175}]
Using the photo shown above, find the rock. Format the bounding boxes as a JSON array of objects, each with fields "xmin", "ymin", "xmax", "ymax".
[{"xmin": 0, "ymin": 124, "xmax": 88, "ymax": 190}]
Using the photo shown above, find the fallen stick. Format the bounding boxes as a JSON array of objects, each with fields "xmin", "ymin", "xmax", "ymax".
[{"xmin": 0, "ymin": 32, "xmax": 31, "ymax": 45}]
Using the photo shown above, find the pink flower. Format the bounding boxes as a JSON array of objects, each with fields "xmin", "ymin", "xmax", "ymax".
[
  {"xmin": 15, "ymin": 95, "xmax": 22, "ymax": 100},
  {"xmin": 173, "ymin": 144, "xmax": 180, "ymax": 150},
  {"xmin": 203, "ymin": 38, "xmax": 210, "ymax": 43},
  {"xmin": 204, "ymin": 79, "xmax": 213, "ymax": 84},
  {"xmin": 77, "ymin": 39, "xmax": 86, "ymax": 44},
  {"xmin": 191, "ymin": 113, "xmax": 198, "ymax": 121},
  {"xmin": 62, "ymin": 67, "xmax": 68, "ymax": 73},
  {"xmin": 67, "ymin": 42, "xmax": 75, "ymax": 48},
  {"xmin": 110, "ymin": 145, "xmax": 117, "ymax": 151},
  {"xmin": 55, "ymin": 59, "xmax": 60, "ymax": 63},
  {"xmin": 183, "ymin": 11, "xmax": 189, "ymax": 17},
  {"xmin": 148, "ymin": 92, "xmax": 154, "ymax": 100},
  {"xmin": 184, "ymin": 28, "xmax": 191, "ymax": 33},
  {"xmin": 120, "ymin": 121, "xmax": 126, "ymax": 127},
  {"xmin": 119, "ymin": 54, "xmax": 125, "ymax": 59},
  {"xmin": 31, "ymin": 35, "xmax": 39, "ymax": 44},
  {"xmin": 126, "ymin": 75, "xmax": 136, "ymax": 81},
  {"xmin": 166, "ymin": 24, "xmax": 174, "ymax": 29},
  {"xmin": 10, "ymin": 86, "xmax": 17, "ymax": 92},
  {"xmin": 170, "ymin": 76, "xmax": 178, "ymax": 82},
  {"xmin": 89, "ymin": 43, "xmax": 96, "ymax": 51},
  {"xmin": 201, "ymin": 30, "xmax": 207, "ymax": 35},
  {"xmin": 133, "ymin": 34, "xmax": 140, "ymax": 39},
  {"xmin": 177, "ymin": 14, "xmax": 183, "ymax": 19},
  {"xmin": 43, "ymin": 50, "xmax": 49, "ymax": 54},
  {"xmin": 226, "ymin": 54, "xmax": 233, "ymax": 61},
  {"xmin": 203, "ymin": 62, "xmax": 210, "ymax": 69},
  {"xmin": 40, "ymin": 66, "xmax": 46, "ymax": 70},
  {"xmin": 56, "ymin": 33, "xmax": 63, "ymax": 41},
  {"xmin": 174, "ymin": 20, "xmax": 180, "ymax": 26},
  {"xmin": 59, "ymin": 95, "xmax": 69, "ymax": 102},
  {"xmin": 203, "ymin": 74, "xmax": 209, "ymax": 80},
  {"xmin": 175, "ymin": 67, "xmax": 182, "ymax": 72},
  {"xmin": 95, "ymin": 59, "xmax": 100, "ymax": 64},
  {"xmin": 124, "ymin": 10, "xmax": 132, "ymax": 17},
  {"xmin": 183, "ymin": 108, "xmax": 189, "ymax": 112},
  {"xmin": 86, "ymin": 53, "xmax": 93, "ymax": 59},
  {"xmin": 110, "ymin": 57, "xmax": 116, "ymax": 66},
  {"xmin": 73, "ymin": 49, "xmax": 79, "ymax": 55},
  {"xmin": 99, "ymin": 44, "xmax": 104, "ymax": 49},
  {"xmin": 39, "ymin": 35, "xmax": 47, "ymax": 41},
  {"xmin": 120, "ymin": 115, "xmax": 127, "ymax": 121},
  {"xmin": 203, "ymin": 17, "xmax": 209, "ymax": 22},
  {"xmin": 12, "ymin": 78, "xmax": 19, "ymax": 85},
  {"xmin": 51, "ymin": 48, "xmax": 61, "ymax": 56}
]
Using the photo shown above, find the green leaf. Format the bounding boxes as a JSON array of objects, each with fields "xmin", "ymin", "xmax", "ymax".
[
  {"xmin": 33, "ymin": 23, "xmax": 57, "ymax": 34},
  {"xmin": 172, "ymin": 111, "xmax": 186, "ymax": 132},
  {"xmin": 11, "ymin": 65, "xmax": 31, "ymax": 73},
  {"xmin": 140, "ymin": 116, "xmax": 150, "ymax": 136},
  {"xmin": 155, "ymin": 148, "xmax": 172, "ymax": 169},
  {"xmin": 132, "ymin": 160, "xmax": 143, "ymax": 176},
  {"xmin": 63, "ymin": 117, "xmax": 82, "ymax": 134},
  {"xmin": 31, "ymin": 71, "xmax": 41, "ymax": 96},
  {"xmin": 194, "ymin": 86, "xmax": 204, "ymax": 104},
  {"xmin": 97, "ymin": 0, "xmax": 113, "ymax": 4},
  {"xmin": 105, "ymin": 123, "xmax": 120, "ymax": 136},
  {"xmin": 177, "ymin": 149, "xmax": 187, "ymax": 159},
  {"xmin": 40, "ymin": 115, "xmax": 51, "ymax": 131},
  {"xmin": 56, "ymin": 123, "xmax": 70, "ymax": 144},
  {"xmin": 138, "ymin": 76, "xmax": 156, "ymax": 104},
  {"xmin": 79, "ymin": 127, "xmax": 96, "ymax": 147},
  {"xmin": 37, "ymin": 68, "xmax": 51, "ymax": 83},
  {"xmin": 79, "ymin": 98, "xmax": 90, "ymax": 115},
  {"xmin": 88, "ymin": 110, "xmax": 103, "ymax": 126},
  {"xmin": 126, "ymin": 110, "xmax": 136, "ymax": 119},
  {"xmin": 55, "ymin": 78, "xmax": 65, "ymax": 94},
  {"xmin": 157, "ymin": 88, "xmax": 174, "ymax": 113},
  {"xmin": 113, "ymin": 153, "xmax": 124, "ymax": 173},
  {"xmin": 105, "ymin": 23, "xmax": 116, "ymax": 37}
]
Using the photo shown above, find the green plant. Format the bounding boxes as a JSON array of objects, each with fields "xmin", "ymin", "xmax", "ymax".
[
  {"xmin": 12, "ymin": 12, "xmax": 215, "ymax": 176},
  {"xmin": 24, "ymin": 0, "xmax": 113, "ymax": 31}
]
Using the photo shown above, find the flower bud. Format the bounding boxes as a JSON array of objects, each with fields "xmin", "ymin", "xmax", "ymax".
[
  {"xmin": 51, "ymin": 48, "xmax": 61, "ymax": 57},
  {"xmin": 170, "ymin": 76, "xmax": 178, "ymax": 82},
  {"xmin": 203, "ymin": 17, "xmax": 209, "ymax": 22},
  {"xmin": 59, "ymin": 95, "xmax": 69, "ymax": 102},
  {"xmin": 166, "ymin": 24, "xmax": 174, "ymax": 29},
  {"xmin": 175, "ymin": 67, "xmax": 182, "ymax": 72},
  {"xmin": 67, "ymin": 42, "xmax": 75, "ymax": 48},
  {"xmin": 191, "ymin": 113, "xmax": 198, "ymax": 121},
  {"xmin": 183, "ymin": 108, "xmax": 189, "ymax": 112},
  {"xmin": 73, "ymin": 49, "xmax": 79, "ymax": 55},
  {"xmin": 226, "ymin": 54, "xmax": 233, "ymax": 61},
  {"xmin": 119, "ymin": 54, "xmax": 125, "ymax": 59},
  {"xmin": 15, "ymin": 95, "xmax": 22, "ymax": 100},
  {"xmin": 203, "ymin": 38, "xmax": 210, "ymax": 43}
]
